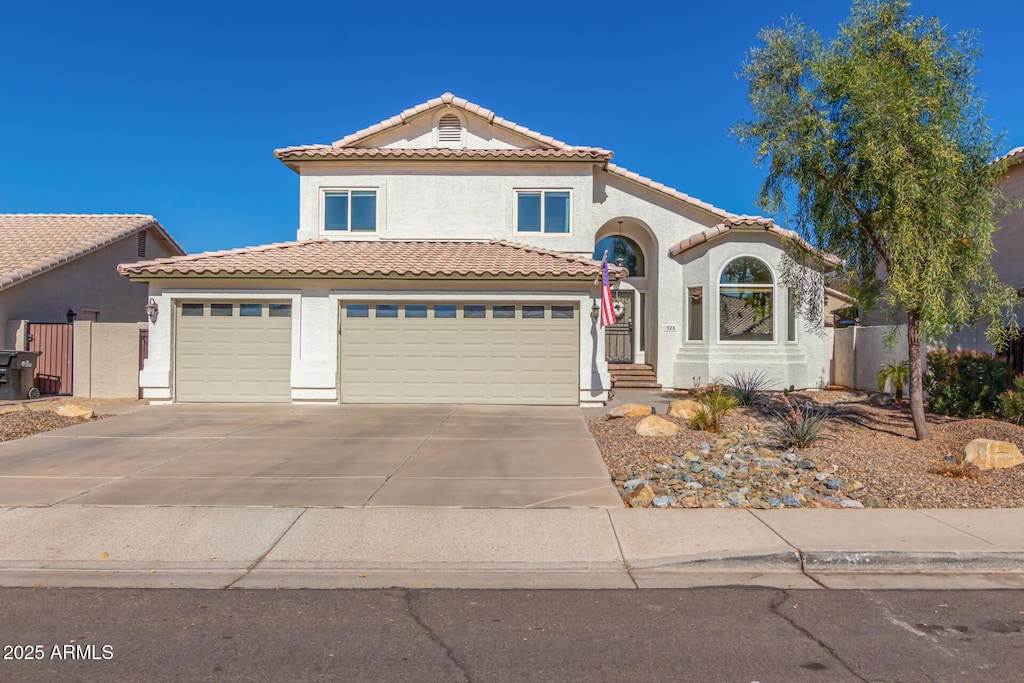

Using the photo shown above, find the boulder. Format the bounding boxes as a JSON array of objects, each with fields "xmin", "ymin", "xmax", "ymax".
[
  {"xmin": 963, "ymin": 439, "xmax": 1024, "ymax": 470},
  {"xmin": 0, "ymin": 404, "xmax": 28, "ymax": 415},
  {"xmin": 606, "ymin": 403, "xmax": 653, "ymax": 419},
  {"xmin": 623, "ymin": 484, "xmax": 655, "ymax": 508},
  {"xmin": 635, "ymin": 415, "xmax": 680, "ymax": 437},
  {"xmin": 55, "ymin": 405, "xmax": 94, "ymax": 420},
  {"xmin": 668, "ymin": 399, "xmax": 701, "ymax": 420}
]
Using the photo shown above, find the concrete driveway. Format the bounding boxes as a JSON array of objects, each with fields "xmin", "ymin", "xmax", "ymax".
[{"xmin": 0, "ymin": 404, "xmax": 621, "ymax": 508}]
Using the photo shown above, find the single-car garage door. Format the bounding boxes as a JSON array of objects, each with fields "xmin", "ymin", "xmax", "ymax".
[
  {"xmin": 175, "ymin": 301, "xmax": 292, "ymax": 402},
  {"xmin": 340, "ymin": 303, "xmax": 579, "ymax": 405}
]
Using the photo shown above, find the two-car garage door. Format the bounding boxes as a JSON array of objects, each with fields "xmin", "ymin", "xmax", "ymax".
[{"xmin": 339, "ymin": 302, "xmax": 579, "ymax": 405}]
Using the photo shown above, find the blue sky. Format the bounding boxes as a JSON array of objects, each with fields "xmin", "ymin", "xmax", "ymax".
[{"xmin": 1, "ymin": 1, "xmax": 1021, "ymax": 254}]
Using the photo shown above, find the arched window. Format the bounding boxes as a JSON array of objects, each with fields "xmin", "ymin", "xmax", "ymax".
[
  {"xmin": 593, "ymin": 235, "xmax": 645, "ymax": 277},
  {"xmin": 719, "ymin": 256, "xmax": 774, "ymax": 342},
  {"xmin": 437, "ymin": 113, "xmax": 463, "ymax": 147}
]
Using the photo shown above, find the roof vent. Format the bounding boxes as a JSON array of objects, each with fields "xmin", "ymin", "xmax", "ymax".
[
  {"xmin": 137, "ymin": 230, "xmax": 147, "ymax": 258},
  {"xmin": 437, "ymin": 114, "xmax": 463, "ymax": 147}
]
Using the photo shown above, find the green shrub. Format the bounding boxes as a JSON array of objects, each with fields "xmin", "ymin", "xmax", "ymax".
[
  {"xmin": 770, "ymin": 397, "xmax": 833, "ymax": 448},
  {"xmin": 924, "ymin": 350, "xmax": 1014, "ymax": 418},
  {"xmin": 725, "ymin": 370, "xmax": 772, "ymax": 406},
  {"xmin": 690, "ymin": 387, "xmax": 740, "ymax": 433},
  {"xmin": 999, "ymin": 376, "xmax": 1024, "ymax": 425}
]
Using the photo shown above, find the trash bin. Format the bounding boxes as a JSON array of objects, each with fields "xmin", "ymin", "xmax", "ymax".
[{"xmin": 0, "ymin": 350, "xmax": 42, "ymax": 400}]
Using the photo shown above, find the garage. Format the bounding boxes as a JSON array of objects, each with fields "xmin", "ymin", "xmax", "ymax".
[
  {"xmin": 175, "ymin": 301, "xmax": 292, "ymax": 402},
  {"xmin": 340, "ymin": 302, "xmax": 579, "ymax": 405}
]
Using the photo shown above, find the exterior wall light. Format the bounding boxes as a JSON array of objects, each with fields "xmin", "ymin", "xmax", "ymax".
[
  {"xmin": 591, "ymin": 300, "xmax": 600, "ymax": 320},
  {"xmin": 145, "ymin": 298, "xmax": 159, "ymax": 323},
  {"xmin": 66, "ymin": 309, "xmax": 77, "ymax": 323}
]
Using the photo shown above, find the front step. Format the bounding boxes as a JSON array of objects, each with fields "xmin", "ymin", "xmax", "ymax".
[{"xmin": 609, "ymin": 364, "xmax": 661, "ymax": 389}]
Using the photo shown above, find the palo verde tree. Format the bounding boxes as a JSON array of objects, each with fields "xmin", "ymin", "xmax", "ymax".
[{"xmin": 733, "ymin": 0, "xmax": 1018, "ymax": 440}]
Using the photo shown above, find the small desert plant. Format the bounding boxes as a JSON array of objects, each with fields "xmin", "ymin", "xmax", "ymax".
[
  {"xmin": 725, "ymin": 369, "xmax": 772, "ymax": 406},
  {"xmin": 876, "ymin": 360, "xmax": 910, "ymax": 403},
  {"xmin": 999, "ymin": 376, "xmax": 1024, "ymax": 425},
  {"xmin": 690, "ymin": 386, "xmax": 740, "ymax": 433},
  {"xmin": 929, "ymin": 461, "xmax": 982, "ymax": 482},
  {"xmin": 770, "ymin": 397, "xmax": 833, "ymax": 448}
]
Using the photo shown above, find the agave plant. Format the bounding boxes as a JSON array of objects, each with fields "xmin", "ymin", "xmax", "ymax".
[{"xmin": 725, "ymin": 370, "xmax": 772, "ymax": 406}]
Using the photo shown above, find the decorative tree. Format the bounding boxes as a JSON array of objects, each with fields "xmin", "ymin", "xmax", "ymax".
[{"xmin": 733, "ymin": 0, "xmax": 1018, "ymax": 440}]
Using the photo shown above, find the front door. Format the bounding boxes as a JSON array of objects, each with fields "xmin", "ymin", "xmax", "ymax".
[{"xmin": 604, "ymin": 290, "xmax": 634, "ymax": 363}]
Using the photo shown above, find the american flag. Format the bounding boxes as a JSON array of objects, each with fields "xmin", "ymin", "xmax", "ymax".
[{"xmin": 600, "ymin": 252, "xmax": 617, "ymax": 327}]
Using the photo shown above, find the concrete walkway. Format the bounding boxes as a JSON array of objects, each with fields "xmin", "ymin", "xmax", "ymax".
[{"xmin": 1, "ymin": 506, "xmax": 1022, "ymax": 590}]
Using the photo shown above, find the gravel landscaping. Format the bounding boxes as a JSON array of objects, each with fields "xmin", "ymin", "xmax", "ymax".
[
  {"xmin": 589, "ymin": 391, "xmax": 1024, "ymax": 509},
  {"xmin": 0, "ymin": 398, "xmax": 130, "ymax": 443}
]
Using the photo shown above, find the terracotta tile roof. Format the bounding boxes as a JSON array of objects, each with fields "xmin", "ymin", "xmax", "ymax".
[
  {"xmin": 330, "ymin": 92, "xmax": 578, "ymax": 150},
  {"xmin": 669, "ymin": 217, "xmax": 844, "ymax": 269},
  {"xmin": 0, "ymin": 214, "xmax": 185, "ymax": 291},
  {"xmin": 274, "ymin": 146, "xmax": 613, "ymax": 162},
  {"xmin": 119, "ymin": 239, "xmax": 628, "ymax": 280},
  {"xmin": 281, "ymin": 91, "xmax": 749, "ymax": 223},
  {"xmin": 995, "ymin": 146, "xmax": 1024, "ymax": 168}
]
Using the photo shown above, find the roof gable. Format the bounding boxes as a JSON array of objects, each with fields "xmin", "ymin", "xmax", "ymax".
[{"xmin": 0, "ymin": 214, "xmax": 185, "ymax": 291}]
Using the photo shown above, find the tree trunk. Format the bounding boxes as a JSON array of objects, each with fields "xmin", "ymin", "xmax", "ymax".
[{"xmin": 906, "ymin": 309, "xmax": 930, "ymax": 440}]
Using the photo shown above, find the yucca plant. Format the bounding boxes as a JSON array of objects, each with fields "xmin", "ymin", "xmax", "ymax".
[
  {"xmin": 725, "ymin": 369, "xmax": 772, "ymax": 406},
  {"xmin": 877, "ymin": 360, "xmax": 910, "ymax": 403},
  {"xmin": 770, "ymin": 397, "xmax": 833, "ymax": 448},
  {"xmin": 690, "ymin": 386, "xmax": 740, "ymax": 433}
]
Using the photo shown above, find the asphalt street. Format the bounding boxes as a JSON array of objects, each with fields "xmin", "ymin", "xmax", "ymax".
[{"xmin": 2, "ymin": 588, "xmax": 1023, "ymax": 682}]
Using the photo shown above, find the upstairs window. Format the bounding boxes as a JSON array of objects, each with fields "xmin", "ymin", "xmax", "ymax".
[
  {"xmin": 516, "ymin": 190, "xmax": 570, "ymax": 234},
  {"xmin": 437, "ymin": 113, "xmax": 463, "ymax": 147},
  {"xmin": 324, "ymin": 189, "xmax": 377, "ymax": 232}
]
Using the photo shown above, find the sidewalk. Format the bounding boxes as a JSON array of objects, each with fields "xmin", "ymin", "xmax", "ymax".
[{"xmin": 1, "ymin": 506, "xmax": 1022, "ymax": 590}]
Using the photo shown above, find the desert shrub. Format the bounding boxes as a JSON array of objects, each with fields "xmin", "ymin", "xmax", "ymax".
[
  {"xmin": 877, "ymin": 360, "xmax": 910, "ymax": 402},
  {"xmin": 725, "ymin": 370, "xmax": 772, "ymax": 406},
  {"xmin": 928, "ymin": 461, "xmax": 982, "ymax": 482},
  {"xmin": 770, "ymin": 397, "xmax": 833, "ymax": 448},
  {"xmin": 924, "ymin": 350, "xmax": 1014, "ymax": 418},
  {"xmin": 999, "ymin": 376, "xmax": 1024, "ymax": 425},
  {"xmin": 690, "ymin": 387, "xmax": 739, "ymax": 433}
]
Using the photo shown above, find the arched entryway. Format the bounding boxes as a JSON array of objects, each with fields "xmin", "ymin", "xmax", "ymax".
[{"xmin": 593, "ymin": 220, "xmax": 657, "ymax": 367}]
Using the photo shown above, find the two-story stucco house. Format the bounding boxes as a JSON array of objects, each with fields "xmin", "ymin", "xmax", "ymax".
[{"xmin": 120, "ymin": 93, "xmax": 839, "ymax": 406}]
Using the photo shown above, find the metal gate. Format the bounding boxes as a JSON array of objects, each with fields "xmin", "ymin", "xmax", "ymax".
[
  {"xmin": 604, "ymin": 291, "xmax": 635, "ymax": 363},
  {"xmin": 27, "ymin": 323, "xmax": 74, "ymax": 395}
]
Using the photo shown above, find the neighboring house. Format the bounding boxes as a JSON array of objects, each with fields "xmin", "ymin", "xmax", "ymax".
[
  {"xmin": 1, "ymin": 214, "xmax": 184, "ymax": 347},
  {"xmin": 945, "ymin": 147, "xmax": 1024, "ymax": 358},
  {"xmin": 120, "ymin": 93, "xmax": 839, "ymax": 406}
]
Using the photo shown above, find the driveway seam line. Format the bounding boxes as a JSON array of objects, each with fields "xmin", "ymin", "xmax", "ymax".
[
  {"xmin": 605, "ymin": 509, "xmax": 639, "ymax": 589},
  {"xmin": 918, "ymin": 510, "xmax": 996, "ymax": 547},
  {"xmin": 50, "ymin": 437, "xmax": 230, "ymax": 506},
  {"xmin": 525, "ymin": 486, "xmax": 623, "ymax": 508},
  {"xmin": 362, "ymin": 407, "xmax": 457, "ymax": 507},
  {"xmin": 227, "ymin": 507, "xmax": 308, "ymax": 589}
]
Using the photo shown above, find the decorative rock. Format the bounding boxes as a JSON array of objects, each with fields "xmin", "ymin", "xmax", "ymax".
[
  {"xmin": 54, "ymin": 405, "xmax": 94, "ymax": 420},
  {"xmin": 685, "ymin": 481, "xmax": 703, "ymax": 490},
  {"xmin": 963, "ymin": 439, "xmax": 1024, "ymax": 470},
  {"xmin": 766, "ymin": 497, "xmax": 782, "ymax": 509},
  {"xmin": 652, "ymin": 495, "xmax": 673, "ymax": 508},
  {"xmin": 796, "ymin": 459, "xmax": 817, "ymax": 470},
  {"xmin": 635, "ymin": 415, "xmax": 679, "ymax": 437},
  {"xmin": 781, "ymin": 494, "xmax": 801, "ymax": 508},
  {"xmin": 622, "ymin": 478, "xmax": 644, "ymax": 492},
  {"xmin": 606, "ymin": 403, "xmax": 653, "ymax": 419},
  {"xmin": 827, "ymin": 479, "xmax": 843, "ymax": 490},
  {"xmin": 0, "ymin": 404, "xmax": 29, "ymax": 415},
  {"xmin": 668, "ymin": 399, "xmax": 701, "ymax": 420},
  {"xmin": 863, "ymin": 496, "xmax": 885, "ymax": 508},
  {"xmin": 623, "ymin": 484, "xmax": 655, "ymax": 508},
  {"xmin": 840, "ymin": 500, "xmax": 864, "ymax": 508}
]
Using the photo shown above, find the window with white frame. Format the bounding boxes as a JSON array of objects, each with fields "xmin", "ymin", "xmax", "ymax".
[
  {"xmin": 323, "ymin": 189, "xmax": 377, "ymax": 232},
  {"xmin": 686, "ymin": 286, "xmax": 703, "ymax": 341},
  {"xmin": 515, "ymin": 190, "xmax": 570, "ymax": 234},
  {"xmin": 719, "ymin": 256, "xmax": 774, "ymax": 342}
]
